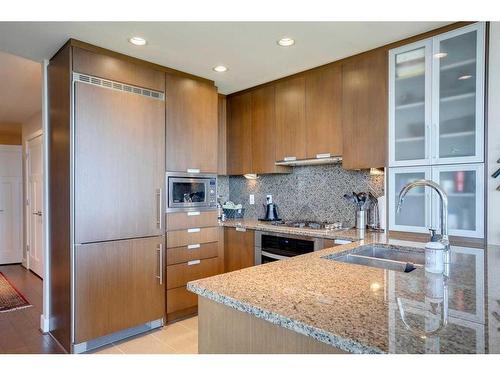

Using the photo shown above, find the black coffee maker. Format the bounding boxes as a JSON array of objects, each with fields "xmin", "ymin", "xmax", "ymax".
[{"xmin": 261, "ymin": 195, "xmax": 280, "ymax": 221}]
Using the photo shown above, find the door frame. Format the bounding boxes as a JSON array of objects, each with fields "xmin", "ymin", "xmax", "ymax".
[{"xmin": 24, "ymin": 129, "xmax": 43, "ymax": 273}]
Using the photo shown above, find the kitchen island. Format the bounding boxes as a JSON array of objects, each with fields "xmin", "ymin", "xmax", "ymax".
[{"xmin": 187, "ymin": 234, "xmax": 500, "ymax": 354}]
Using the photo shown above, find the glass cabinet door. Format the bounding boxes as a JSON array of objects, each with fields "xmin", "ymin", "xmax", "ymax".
[
  {"xmin": 389, "ymin": 40, "xmax": 431, "ymax": 166},
  {"xmin": 432, "ymin": 23, "xmax": 485, "ymax": 163},
  {"xmin": 389, "ymin": 167, "xmax": 432, "ymax": 233},
  {"xmin": 431, "ymin": 164, "xmax": 484, "ymax": 238}
]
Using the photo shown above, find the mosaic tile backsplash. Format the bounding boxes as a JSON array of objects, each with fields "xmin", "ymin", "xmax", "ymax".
[{"xmin": 217, "ymin": 164, "xmax": 384, "ymax": 228}]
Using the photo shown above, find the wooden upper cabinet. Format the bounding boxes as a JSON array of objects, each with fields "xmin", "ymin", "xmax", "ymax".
[
  {"xmin": 305, "ymin": 65, "xmax": 343, "ymax": 158},
  {"xmin": 217, "ymin": 94, "xmax": 227, "ymax": 175},
  {"xmin": 227, "ymin": 92, "xmax": 252, "ymax": 175},
  {"xmin": 251, "ymin": 86, "xmax": 290, "ymax": 174},
  {"xmin": 275, "ymin": 76, "xmax": 307, "ymax": 161},
  {"xmin": 341, "ymin": 50, "xmax": 388, "ymax": 169},
  {"xmin": 72, "ymin": 47, "xmax": 165, "ymax": 91},
  {"xmin": 165, "ymin": 74, "xmax": 218, "ymax": 173}
]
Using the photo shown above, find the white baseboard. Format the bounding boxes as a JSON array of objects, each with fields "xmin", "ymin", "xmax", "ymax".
[{"xmin": 40, "ymin": 314, "xmax": 50, "ymax": 333}]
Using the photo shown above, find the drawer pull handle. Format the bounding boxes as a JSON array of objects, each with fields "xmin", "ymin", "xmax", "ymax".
[
  {"xmin": 187, "ymin": 168, "xmax": 200, "ymax": 174},
  {"xmin": 187, "ymin": 211, "xmax": 201, "ymax": 216},
  {"xmin": 236, "ymin": 227, "xmax": 246, "ymax": 232},
  {"xmin": 187, "ymin": 244, "xmax": 201, "ymax": 250},
  {"xmin": 188, "ymin": 259, "xmax": 201, "ymax": 266},
  {"xmin": 188, "ymin": 228, "xmax": 201, "ymax": 233},
  {"xmin": 316, "ymin": 153, "xmax": 331, "ymax": 159}
]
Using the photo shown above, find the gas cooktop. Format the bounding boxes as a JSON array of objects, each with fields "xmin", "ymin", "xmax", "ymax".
[{"xmin": 269, "ymin": 220, "xmax": 343, "ymax": 230}]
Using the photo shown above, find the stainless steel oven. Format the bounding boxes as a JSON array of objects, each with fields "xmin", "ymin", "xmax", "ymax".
[
  {"xmin": 166, "ymin": 172, "xmax": 217, "ymax": 212},
  {"xmin": 254, "ymin": 231, "xmax": 325, "ymax": 265}
]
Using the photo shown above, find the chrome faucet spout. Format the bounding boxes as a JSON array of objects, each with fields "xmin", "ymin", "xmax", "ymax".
[{"xmin": 397, "ymin": 179, "xmax": 449, "ymax": 247}]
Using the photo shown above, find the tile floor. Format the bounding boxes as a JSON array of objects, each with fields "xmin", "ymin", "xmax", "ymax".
[{"xmin": 90, "ymin": 316, "xmax": 198, "ymax": 354}]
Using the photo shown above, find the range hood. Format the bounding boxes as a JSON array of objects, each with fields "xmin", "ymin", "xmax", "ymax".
[{"xmin": 275, "ymin": 154, "xmax": 342, "ymax": 166}]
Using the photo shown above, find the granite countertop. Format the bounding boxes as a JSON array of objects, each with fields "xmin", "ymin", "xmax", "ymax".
[
  {"xmin": 221, "ymin": 219, "xmax": 373, "ymax": 242},
  {"xmin": 188, "ymin": 234, "xmax": 500, "ymax": 354}
]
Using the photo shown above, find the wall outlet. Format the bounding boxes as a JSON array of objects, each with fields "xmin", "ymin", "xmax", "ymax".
[{"xmin": 249, "ymin": 194, "xmax": 255, "ymax": 205}]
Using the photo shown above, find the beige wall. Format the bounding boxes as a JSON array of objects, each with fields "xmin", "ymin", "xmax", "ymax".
[
  {"xmin": 22, "ymin": 111, "xmax": 42, "ymax": 141},
  {"xmin": 488, "ymin": 22, "xmax": 500, "ymax": 245},
  {"xmin": 0, "ymin": 122, "xmax": 22, "ymax": 145}
]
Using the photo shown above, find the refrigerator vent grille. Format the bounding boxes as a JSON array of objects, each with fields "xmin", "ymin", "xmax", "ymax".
[{"xmin": 73, "ymin": 73, "xmax": 165, "ymax": 101}]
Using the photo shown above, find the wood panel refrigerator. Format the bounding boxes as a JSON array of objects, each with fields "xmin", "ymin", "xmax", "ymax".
[{"xmin": 48, "ymin": 42, "xmax": 166, "ymax": 353}]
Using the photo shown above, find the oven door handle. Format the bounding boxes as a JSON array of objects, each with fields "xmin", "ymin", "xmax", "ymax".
[{"xmin": 261, "ymin": 251, "xmax": 288, "ymax": 261}]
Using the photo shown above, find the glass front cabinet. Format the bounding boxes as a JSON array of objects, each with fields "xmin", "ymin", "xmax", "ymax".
[
  {"xmin": 389, "ymin": 22, "xmax": 485, "ymax": 167},
  {"xmin": 388, "ymin": 23, "xmax": 486, "ymax": 240},
  {"xmin": 389, "ymin": 164, "xmax": 484, "ymax": 238}
]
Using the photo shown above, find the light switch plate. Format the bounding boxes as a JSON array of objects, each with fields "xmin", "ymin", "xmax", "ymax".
[{"xmin": 249, "ymin": 194, "xmax": 255, "ymax": 205}]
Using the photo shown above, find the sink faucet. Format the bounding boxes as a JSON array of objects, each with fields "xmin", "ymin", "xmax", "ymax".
[{"xmin": 397, "ymin": 179, "xmax": 449, "ymax": 250}]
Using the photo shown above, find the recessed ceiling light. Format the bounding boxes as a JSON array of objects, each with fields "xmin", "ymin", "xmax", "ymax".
[
  {"xmin": 277, "ymin": 37, "xmax": 295, "ymax": 47},
  {"xmin": 213, "ymin": 65, "xmax": 228, "ymax": 73},
  {"xmin": 434, "ymin": 52, "xmax": 448, "ymax": 59},
  {"xmin": 458, "ymin": 74, "xmax": 473, "ymax": 80},
  {"xmin": 129, "ymin": 37, "xmax": 147, "ymax": 46}
]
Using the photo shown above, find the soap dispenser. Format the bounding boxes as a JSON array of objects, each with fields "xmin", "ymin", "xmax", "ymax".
[{"xmin": 425, "ymin": 229, "xmax": 445, "ymax": 274}]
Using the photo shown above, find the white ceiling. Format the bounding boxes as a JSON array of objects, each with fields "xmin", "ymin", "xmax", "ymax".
[
  {"xmin": 0, "ymin": 22, "xmax": 450, "ymax": 94},
  {"xmin": 0, "ymin": 50, "xmax": 41, "ymax": 123}
]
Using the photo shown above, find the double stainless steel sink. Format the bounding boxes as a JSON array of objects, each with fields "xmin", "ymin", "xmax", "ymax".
[{"xmin": 324, "ymin": 244, "xmax": 425, "ymax": 273}]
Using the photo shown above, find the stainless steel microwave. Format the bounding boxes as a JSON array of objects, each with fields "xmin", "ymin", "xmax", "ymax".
[{"xmin": 166, "ymin": 172, "xmax": 217, "ymax": 212}]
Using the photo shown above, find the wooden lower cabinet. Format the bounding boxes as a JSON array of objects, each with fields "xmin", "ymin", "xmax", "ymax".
[
  {"xmin": 167, "ymin": 227, "xmax": 219, "ymax": 248},
  {"xmin": 224, "ymin": 227, "xmax": 255, "ymax": 272},
  {"xmin": 167, "ymin": 242, "xmax": 219, "ymax": 265},
  {"xmin": 167, "ymin": 287, "xmax": 198, "ymax": 315},
  {"xmin": 74, "ymin": 236, "xmax": 165, "ymax": 344},
  {"xmin": 166, "ymin": 211, "xmax": 218, "ymax": 231},
  {"xmin": 165, "ymin": 225, "xmax": 224, "ymax": 322},
  {"xmin": 167, "ymin": 257, "xmax": 221, "ymax": 289}
]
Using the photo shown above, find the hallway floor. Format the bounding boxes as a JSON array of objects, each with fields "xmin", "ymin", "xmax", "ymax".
[{"xmin": 0, "ymin": 264, "xmax": 63, "ymax": 354}]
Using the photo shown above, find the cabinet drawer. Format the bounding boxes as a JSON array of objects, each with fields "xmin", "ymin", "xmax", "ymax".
[
  {"xmin": 167, "ymin": 241, "xmax": 219, "ymax": 265},
  {"xmin": 166, "ymin": 256, "xmax": 221, "ymax": 289},
  {"xmin": 167, "ymin": 227, "xmax": 219, "ymax": 248},
  {"xmin": 166, "ymin": 286, "xmax": 198, "ymax": 314},
  {"xmin": 166, "ymin": 211, "xmax": 218, "ymax": 231}
]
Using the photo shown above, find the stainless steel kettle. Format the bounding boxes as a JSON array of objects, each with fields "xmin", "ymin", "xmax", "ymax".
[{"xmin": 262, "ymin": 196, "xmax": 280, "ymax": 221}]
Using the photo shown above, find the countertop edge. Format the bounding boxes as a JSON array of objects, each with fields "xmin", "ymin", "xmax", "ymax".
[
  {"xmin": 186, "ymin": 281, "xmax": 384, "ymax": 354},
  {"xmin": 220, "ymin": 220, "xmax": 371, "ymax": 242}
]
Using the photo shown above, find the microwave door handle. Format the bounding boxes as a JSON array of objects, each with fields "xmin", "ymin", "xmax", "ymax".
[{"xmin": 261, "ymin": 251, "xmax": 288, "ymax": 261}]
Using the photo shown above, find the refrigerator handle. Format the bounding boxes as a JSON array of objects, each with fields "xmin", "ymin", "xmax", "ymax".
[{"xmin": 157, "ymin": 243, "xmax": 163, "ymax": 285}]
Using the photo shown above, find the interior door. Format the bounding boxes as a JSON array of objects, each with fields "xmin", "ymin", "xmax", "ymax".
[
  {"xmin": 27, "ymin": 135, "xmax": 44, "ymax": 277},
  {"xmin": 0, "ymin": 146, "xmax": 22, "ymax": 264},
  {"xmin": 74, "ymin": 80, "xmax": 165, "ymax": 244}
]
